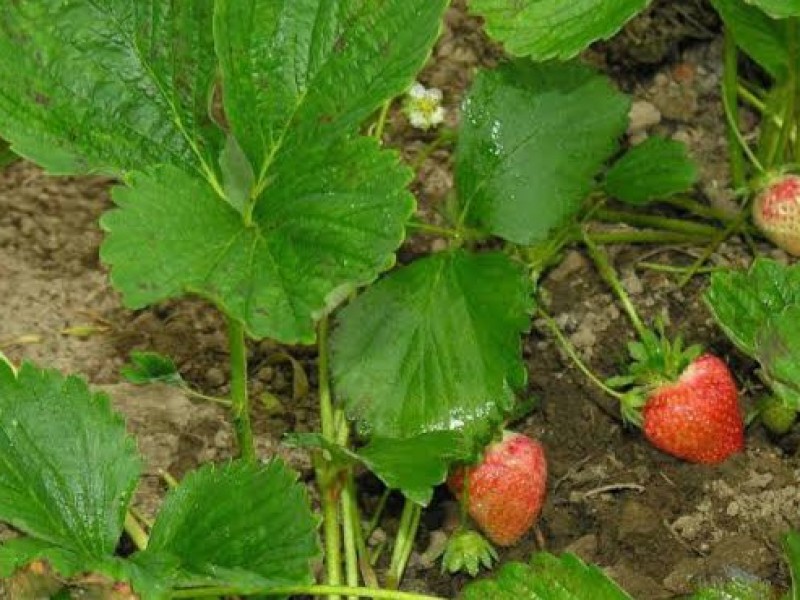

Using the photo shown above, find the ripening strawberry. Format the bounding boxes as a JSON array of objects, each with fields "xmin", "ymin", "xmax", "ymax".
[
  {"xmin": 641, "ymin": 354, "xmax": 744, "ymax": 464},
  {"xmin": 752, "ymin": 173, "xmax": 800, "ymax": 256},
  {"xmin": 447, "ymin": 432, "xmax": 547, "ymax": 546}
]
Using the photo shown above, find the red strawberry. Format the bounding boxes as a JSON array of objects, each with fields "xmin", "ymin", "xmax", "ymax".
[
  {"xmin": 641, "ymin": 354, "xmax": 744, "ymax": 464},
  {"xmin": 753, "ymin": 173, "xmax": 800, "ymax": 256},
  {"xmin": 447, "ymin": 431, "xmax": 547, "ymax": 546}
]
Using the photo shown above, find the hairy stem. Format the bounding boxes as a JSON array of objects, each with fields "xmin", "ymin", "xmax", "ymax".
[
  {"xmin": 342, "ymin": 478, "xmax": 360, "ymax": 600},
  {"xmin": 583, "ymin": 232, "xmax": 648, "ymax": 341},
  {"xmin": 124, "ymin": 511, "xmax": 149, "ymax": 551},
  {"xmin": 593, "ymin": 208, "xmax": 720, "ymax": 237},
  {"xmin": 317, "ymin": 317, "xmax": 344, "ymax": 599},
  {"xmin": 569, "ymin": 229, "xmax": 711, "ymax": 245},
  {"xmin": 723, "ymin": 30, "xmax": 748, "ymax": 187},
  {"xmin": 227, "ymin": 317, "xmax": 255, "ymax": 461},
  {"xmin": 386, "ymin": 500, "xmax": 422, "ymax": 590}
]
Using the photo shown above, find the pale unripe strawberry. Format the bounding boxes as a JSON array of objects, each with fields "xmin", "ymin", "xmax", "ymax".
[
  {"xmin": 447, "ymin": 432, "xmax": 547, "ymax": 546},
  {"xmin": 752, "ymin": 174, "xmax": 800, "ymax": 256}
]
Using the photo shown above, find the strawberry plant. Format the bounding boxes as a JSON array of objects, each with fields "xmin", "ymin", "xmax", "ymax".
[
  {"xmin": 0, "ymin": 0, "xmax": 775, "ymax": 597},
  {"xmin": 706, "ymin": 258, "xmax": 800, "ymax": 434},
  {"xmin": 710, "ymin": 1, "xmax": 800, "ymax": 255},
  {"xmin": 540, "ymin": 235, "xmax": 745, "ymax": 464}
]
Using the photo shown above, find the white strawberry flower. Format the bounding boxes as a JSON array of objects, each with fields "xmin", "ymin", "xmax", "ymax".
[{"xmin": 403, "ymin": 82, "xmax": 445, "ymax": 131}]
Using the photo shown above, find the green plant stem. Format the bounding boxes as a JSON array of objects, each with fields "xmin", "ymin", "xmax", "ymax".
[
  {"xmin": 537, "ymin": 309, "xmax": 625, "ymax": 401},
  {"xmin": 405, "ymin": 219, "xmax": 460, "ymax": 239},
  {"xmin": 373, "ymin": 101, "xmax": 392, "ymax": 142},
  {"xmin": 677, "ymin": 206, "xmax": 750, "ymax": 288},
  {"xmin": 723, "ymin": 30, "xmax": 747, "ymax": 187},
  {"xmin": 737, "ymin": 83, "xmax": 766, "ymax": 114},
  {"xmin": 182, "ymin": 386, "xmax": 232, "ymax": 406},
  {"xmin": 341, "ymin": 479, "xmax": 360, "ymax": 600},
  {"xmin": 637, "ymin": 262, "xmax": 720, "ymax": 275},
  {"xmin": 386, "ymin": 500, "xmax": 422, "ymax": 590},
  {"xmin": 661, "ymin": 196, "xmax": 734, "ymax": 222},
  {"xmin": 582, "ymin": 232, "xmax": 648, "ymax": 340},
  {"xmin": 227, "ymin": 317, "xmax": 255, "ymax": 462},
  {"xmin": 569, "ymin": 229, "xmax": 711, "ymax": 245},
  {"xmin": 124, "ymin": 511, "xmax": 149, "ymax": 551},
  {"xmin": 593, "ymin": 208, "xmax": 720, "ymax": 237},
  {"xmin": 348, "ymin": 481, "xmax": 379, "ymax": 589},
  {"xmin": 366, "ymin": 488, "xmax": 391, "ymax": 540},
  {"xmin": 317, "ymin": 317, "xmax": 344, "ymax": 600},
  {"xmin": 170, "ymin": 585, "xmax": 445, "ymax": 599}
]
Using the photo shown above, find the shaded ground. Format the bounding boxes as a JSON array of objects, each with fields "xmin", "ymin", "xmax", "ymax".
[{"xmin": 1, "ymin": 2, "xmax": 798, "ymax": 598}]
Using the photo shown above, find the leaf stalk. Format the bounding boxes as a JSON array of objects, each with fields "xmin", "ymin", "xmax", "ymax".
[{"xmin": 227, "ymin": 317, "xmax": 255, "ymax": 461}]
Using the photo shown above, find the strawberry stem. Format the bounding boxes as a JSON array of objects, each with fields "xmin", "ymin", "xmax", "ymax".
[
  {"xmin": 677, "ymin": 205, "xmax": 751, "ymax": 287},
  {"xmin": 316, "ymin": 317, "xmax": 344, "ymax": 599},
  {"xmin": 387, "ymin": 500, "xmax": 422, "ymax": 589},
  {"xmin": 582, "ymin": 231, "xmax": 648, "ymax": 341},
  {"xmin": 593, "ymin": 208, "xmax": 721, "ymax": 237},
  {"xmin": 538, "ymin": 309, "xmax": 625, "ymax": 404},
  {"xmin": 723, "ymin": 30, "xmax": 747, "ymax": 188},
  {"xmin": 227, "ymin": 317, "xmax": 255, "ymax": 462}
]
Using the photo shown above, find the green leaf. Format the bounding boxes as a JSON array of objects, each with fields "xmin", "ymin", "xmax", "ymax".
[
  {"xmin": 460, "ymin": 552, "xmax": 632, "ymax": 599},
  {"xmin": 783, "ymin": 531, "xmax": 800, "ymax": 600},
  {"xmin": 457, "ymin": 60, "xmax": 629, "ymax": 245},
  {"xmin": 358, "ymin": 432, "xmax": 471, "ymax": 505},
  {"xmin": 285, "ymin": 431, "xmax": 470, "ymax": 505},
  {"xmin": 0, "ymin": 363, "xmax": 141, "ymax": 558},
  {"xmin": 101, "ymin": 144, "xmax": 413, "ymax": 343},
  {"xmin": 603, "ymin": 137, "xmax": 698, "ymax": 204},
  {"xmin": 744, "ymin": 0, "xmax": 800, "ymax": 19},
  {"xmin": 214, "ymin": 0, "xmax": 449, "ymax": 179},
  {"xmin": 711, "ymin": 0, "xmax": 791, "ymax": 81},
  {"xmin": 705, "ymin": 258, "xmax": 800, "ymax": 357},
  {"xmin": 0, "ymin": 2, "xmax": 220, "ymax": 175},
  {"xmin": 754, "ymin": 304, "xmax": 800, "ymax": 411},
  {"xmin": 219, "ymin": 135, "xmax": 256, "ymax": 214},
  {"xmin": 331, "ymin": 250, "xmax": 533, "ymax": 447},
  {"xmin": 146, "ymin": 459, "xmax": 319, "ymax": 591},
  {"xmin": 121, "ymin": 351, "xmax": 183, "ymax": 386},
  {"xmin": 468, "ymin": 0, "xmax": 650, "ymax": 60}
]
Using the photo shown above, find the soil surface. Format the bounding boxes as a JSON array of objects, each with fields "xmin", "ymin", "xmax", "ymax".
[{"xmin": 2, "ymin": 2, "xmax": 798, "ymax": 599}]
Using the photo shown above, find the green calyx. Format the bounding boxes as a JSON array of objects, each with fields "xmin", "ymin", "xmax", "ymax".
[
  {"xmin": 608, "ymin": 320, "xmax": 703, "ymax": 428},
  {"xmin": 441, "ymin": 529, "xmax": 498, "ymax": 577}
]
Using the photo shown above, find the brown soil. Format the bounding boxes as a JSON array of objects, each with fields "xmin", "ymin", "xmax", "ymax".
[{"xmin": 1, "ymin": 2, "xmax": 798, "ymax": 599}]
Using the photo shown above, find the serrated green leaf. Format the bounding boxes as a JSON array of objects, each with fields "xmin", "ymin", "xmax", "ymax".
[
  {"xmin": 121, "ymin": 351, "xmax": 183, "ymax": 386},
  {"xmin": 146, "ymin": 460, "xmax": 319, "ymax": 591},
  {"xmin": 0, "ymin": 2, "xmax": 220, "ymax": 175},
  {"xmin": 469, "ymin": 0, "xmax": 650, "ymax": 60},
  {"xmin": 705, "ymin": 258, "xmax": 800, "ymax": 357},
  {"xmin": 744, "ymin": 0, "xmax": 800, "ymax": 18},
  {"xmin": 457, "ymin": 60, "xmax": 629, "ymax": 245},
  {"xmin": 754, "ymin": 304, "xmax": 800, "ymax": 411},
  {"xmin": 285, "ymin": 431, "xmax": 469, "ymax": 505},
  {"xmin": 100, "ymin": 143, "xmax": 413, "ymax": 343},
  {"xmin": 603, "ymin": 137, "xmax": 698, "ymax": 204},
  {"xmin": 0, "ymin": 363, "xmax": 141, "ymax": 559},
  {"xmin": 711, "ymin": 0, "xmax": 791, "ymax": 81},
  {"xmin": 214, "ymin": 0, "xmax": 448, "ymax": 178},
  {"xmin": 331, "ymin": 250, "xmax": 533, "ymax": 447},
  {"xmin": 358, "ymin": 432, "xmax": 471, "ymax": 506},
  {"xmin": 460, "ymin": 552, "xmax": 632, "ymax": 599}
]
